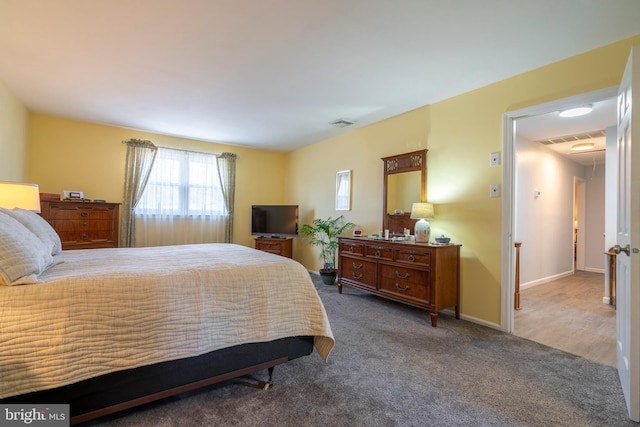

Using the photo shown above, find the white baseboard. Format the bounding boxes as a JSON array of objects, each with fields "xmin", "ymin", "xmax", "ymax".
[
  {"xmin": 520, "ymin": 270, "xmax": 574, "ymax": 290},
  {"xmin": 440, "ymin": 308, "xmax": 501, "ymax": 330}
]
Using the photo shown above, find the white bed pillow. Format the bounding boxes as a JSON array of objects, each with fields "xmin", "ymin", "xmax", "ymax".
[
  {"xmin": 0, "ymin": 213, "xmax": 54, "ymax": 286},
  {"xmin": 0, "ymin": 207, "xmax": 62, "ymax": 255}
]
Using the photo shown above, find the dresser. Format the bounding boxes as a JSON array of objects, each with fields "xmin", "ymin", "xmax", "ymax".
[
  {"xmin": 254, "ymin": 237, "xmax": 293, "ymax": 258},
  {"xmin": 338, "ymin": 237, "xmax": 460, "ymax": 327},
  {"xmin": 40, "ymin": 200, "xmax": 120, "ymax": 250}
]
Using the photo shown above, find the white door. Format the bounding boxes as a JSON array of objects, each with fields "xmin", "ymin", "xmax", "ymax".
[{"xmin": 616, "ymin": 45, "xmax": 640, "ymax": 421}]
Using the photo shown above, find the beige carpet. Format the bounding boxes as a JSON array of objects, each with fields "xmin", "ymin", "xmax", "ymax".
[{"xmin": 84, "ymin": 273, "xmax": 631, "ymax": 427}]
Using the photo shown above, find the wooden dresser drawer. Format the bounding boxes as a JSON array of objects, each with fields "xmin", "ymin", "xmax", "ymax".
[
  {"xmin": 340, "ymin": 240, "xmax": 365, "ymax": 256},
  {"xmin": 340, "ymin": 256, "xmax": 377, "ymax": 290},
  {"xmin": 254, "ymin": 238, "xmax": 293, "ymax": 258},
  {"xmin": 379, "ymin": 264, "xmax": 429, "ymax": 303},
  {"xmin": 47, "ymin": 205, "xmax": 117, "ymax": 221},
  {"xmin": 57, "ymin": 229, "xmax": 117, "ymax": 248},
  {"xmin": 365, "ymin": 244, "xmax": 393, "ymax": 260},
  {"xmin": 394, "ymin": 248, "xmax": 431, "ymax": 267},
  {"xmin": 255, "ymin": 240, "xmax": 281, "ymax": 251}
]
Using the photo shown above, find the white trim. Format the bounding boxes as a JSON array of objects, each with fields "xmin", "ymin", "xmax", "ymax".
[
  {"xmin": 520, "ymin": 270, "xmax": 574, "ymax": 290},
  {"xmin": 501, "ymin": 86, "xmax": 618, "ymax": 333},
  {"xmin": 575, "ymin": 176, "xmax": 587, "ymax": 271}
]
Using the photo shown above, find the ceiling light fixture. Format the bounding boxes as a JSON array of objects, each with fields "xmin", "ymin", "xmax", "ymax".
[
  {"xmin": 571, "ymin": 142, "xmax": 595, "ymax": 151},
  {"xmin": 559, "ymin": 105, "xmax": 593, "ymax": 118}
]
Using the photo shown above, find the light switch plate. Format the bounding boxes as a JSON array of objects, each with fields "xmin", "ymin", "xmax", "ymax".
[
  {"xmin": 490, "ymin": 152, "xmax": 500, "ymax": 167},
  {"xmin": 490, "ymin": 184, "xmax": 500, "ymax": 198}
]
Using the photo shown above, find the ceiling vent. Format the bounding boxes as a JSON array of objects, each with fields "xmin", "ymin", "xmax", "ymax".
[
  {"xmin": 535, "ymin": 129, "xmax": 606, "ymax": 145},
  {"xmin": 329, "ymin": 118, "xmax": 355, "ymax": 128}
]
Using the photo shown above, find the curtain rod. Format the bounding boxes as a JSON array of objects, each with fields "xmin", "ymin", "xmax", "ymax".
[
  {"xmin": 157, "ymin": 146, "xmax": 238, "ymax": 160},
  {"xmin": 157, "ymin": 146, "xmax": 221, "ymax": 156}
]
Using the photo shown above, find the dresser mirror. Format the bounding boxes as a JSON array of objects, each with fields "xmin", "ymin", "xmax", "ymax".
[{"xmin": 381, "ymin": 149, "xmax": 427, "ymax": 236}]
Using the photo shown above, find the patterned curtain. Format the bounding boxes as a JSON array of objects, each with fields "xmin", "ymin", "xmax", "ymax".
[
  {"xmin": 120, "ymin": 139, "xmax": 157, "ymax": 247},
  {"xmin": 216, "ymin": 152, "xmax": 237, "ymax": 243}
]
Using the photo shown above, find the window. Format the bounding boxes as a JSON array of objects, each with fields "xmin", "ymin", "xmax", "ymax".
[{"xmin": 136, "ymin": 148, "xmax": 226, "ymax": 216}]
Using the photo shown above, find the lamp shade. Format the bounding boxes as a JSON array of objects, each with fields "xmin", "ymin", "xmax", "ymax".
[
  {"xmin": 0, "ymin": 182, "xmax": 41, "ymax": 212},
  {"xmin": 410, "ymin": 202, "xmax": 434, "ymax": 220}
]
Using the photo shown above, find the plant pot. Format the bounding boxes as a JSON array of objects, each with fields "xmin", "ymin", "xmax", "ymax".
[{"xmin": 319, "ymin": 269, "xmax": 337, "ymax": 285}]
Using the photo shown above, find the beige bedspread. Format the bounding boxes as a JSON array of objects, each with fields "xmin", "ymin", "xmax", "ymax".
[{"xmin": 0, "ymin": 243, "xmax": 334, "ymax": 398}]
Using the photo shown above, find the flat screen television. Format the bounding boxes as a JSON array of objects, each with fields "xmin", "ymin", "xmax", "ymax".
[{"xmin": 251, "ymin": 205, "xmax": 299, "ymax": 238}]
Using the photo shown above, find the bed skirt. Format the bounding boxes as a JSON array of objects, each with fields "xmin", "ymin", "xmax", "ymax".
[{"xmin": 0, "ymin": 336, "xmax": 314, "ymax": 425}]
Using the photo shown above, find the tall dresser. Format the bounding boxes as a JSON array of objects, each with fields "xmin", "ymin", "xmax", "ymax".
[
  {"xmin": 40, "ymin": 200, "xmax": 120, "ymax": 250},
  {"xmin": 338, "ymin": 236, "xmax": 460, "ymax": 327}
]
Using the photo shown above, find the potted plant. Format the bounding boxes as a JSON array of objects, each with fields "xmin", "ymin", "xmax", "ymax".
[{"xmin": 300, "ymin": 215, "xmax": 355, "ymax": 285}]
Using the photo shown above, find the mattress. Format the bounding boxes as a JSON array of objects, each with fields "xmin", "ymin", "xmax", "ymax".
[{"xmin": 0, "ymin": 243, "xmax": 334, "ymax": 398}]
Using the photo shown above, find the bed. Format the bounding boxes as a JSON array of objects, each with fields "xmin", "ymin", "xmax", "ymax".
[{"xmin": 0, "ymin": 208, "xmax": 334, "ymax": 424}]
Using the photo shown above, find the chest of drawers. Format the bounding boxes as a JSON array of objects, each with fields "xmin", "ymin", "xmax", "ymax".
[
  {"xmin": 254, "ymin": 237, "xmax": 293, "ymax": 258},
  {"xmin": 338, "ymin": 237, "xmax": 460, "ymax": 327},
  {"xmin": 40, "ymin": 200, "xmax": 120, "ymax": 249}
]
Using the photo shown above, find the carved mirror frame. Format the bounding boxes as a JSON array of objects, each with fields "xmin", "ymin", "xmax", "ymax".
[{"xmin": 381, "ymin": 149, "xmax": 427, "ymax": 235}]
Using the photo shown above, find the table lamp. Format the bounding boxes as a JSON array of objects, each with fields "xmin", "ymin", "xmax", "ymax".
[
  {"xmin": 410, "ymin": 202, "xmax": 434, "ymax": 243},
  {"xmin": 0, "ymin": 182, "xmax": 41, "ymax": 212}
]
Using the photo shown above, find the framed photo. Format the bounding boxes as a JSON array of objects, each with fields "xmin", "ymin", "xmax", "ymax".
[{"xmin": 336, "ymin": 170, "xmax": 351, "ymax": 211}]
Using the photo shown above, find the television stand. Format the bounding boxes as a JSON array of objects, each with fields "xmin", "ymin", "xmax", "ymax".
[{"xmin": 254, "ymin": 237, "xmax": 293, "ymax": 259}]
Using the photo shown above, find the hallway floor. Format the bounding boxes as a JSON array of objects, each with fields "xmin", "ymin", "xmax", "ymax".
[{"xmin": 514, "ymin": 270, "xmax": 616, "ymax": 367}]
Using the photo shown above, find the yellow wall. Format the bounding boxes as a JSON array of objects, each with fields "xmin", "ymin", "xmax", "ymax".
[
  {"xmin": 4, "ymin": 35, "xmax": 639, "ymax": 327},
  {"xmin": 0, "ymin": 79, "xmax": 29, "ymax": 181},
  {"xmin": 290, "ymin": 35, "xmax": 640, "ymax": 326},
  {"xmin": 26, "ymin": 114, "xmax": 290, "ymax": 247}
]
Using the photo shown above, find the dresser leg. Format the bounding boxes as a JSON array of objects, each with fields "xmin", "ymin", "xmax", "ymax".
[
  {"xmin": 430, "ymin": 312, "xmax": 438, "ymax": 327},
  {"xmin": 338, "ymin": 282, "xmax": 343, "ymax": 294}
]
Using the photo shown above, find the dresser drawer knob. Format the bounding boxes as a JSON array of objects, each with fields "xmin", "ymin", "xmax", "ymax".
[
  {"xmin": 81, "ymin": 234, "xmax": 89, "ymax": 240},
  {"xmin": 81, "ymin": 212, "xmax": 89, "ymax": 218},
  {"xmin": 82, "ymin": 222, "xmax": 87, "ymax": 226},
  {"xmin": 408, "ymin": 255, "xmax": 416, "ymax": 262},
  {"xmin": 375, "ymin": 250, "xmax": 381, "ymax": 257},
  {"xmin": 352, "ymin": 272, "xmax": 363, "ymax": 280},
  {"xmin": 395, "ymin": 282, "xmax": 410, "ymax": 291},
  {"xmin": 395, "ymin": 271, "xmax": 410, "ymax": 279},
  {"xmin": 352, "ymin": 262, "xmax": 363, "ymax": 270},
  {"xmin": 349, "ymin": 246, "xmax": 354, "ymax": 253}
]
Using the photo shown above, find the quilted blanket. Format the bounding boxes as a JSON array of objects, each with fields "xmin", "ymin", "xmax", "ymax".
[{"xmin": 0, "ymin": 243, "xmax": 334, "ymax": 398}]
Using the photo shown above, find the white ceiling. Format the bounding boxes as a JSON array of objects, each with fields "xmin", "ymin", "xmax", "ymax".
[
  {"xmin": 1, "ymin": 1, "xmax": 639, "ymax": 151},
  {"xmin": 516, "ymin": 98, "xmax": 616, "ymax": 166}
]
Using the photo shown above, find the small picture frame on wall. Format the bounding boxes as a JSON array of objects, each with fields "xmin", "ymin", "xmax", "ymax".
[{"xmin": 336, "ymin": 170, "xmax": 351, "ymax": 211}]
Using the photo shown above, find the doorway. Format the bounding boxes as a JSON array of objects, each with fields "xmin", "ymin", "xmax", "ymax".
[{"xmin": 501, "ymin": 87, "xmax": 618, "ymax": 352}]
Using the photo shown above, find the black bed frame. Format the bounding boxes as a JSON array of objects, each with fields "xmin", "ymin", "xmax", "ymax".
[{"xmin": 1, "ymin": 336, "xmax": 314, "ymax": 425}]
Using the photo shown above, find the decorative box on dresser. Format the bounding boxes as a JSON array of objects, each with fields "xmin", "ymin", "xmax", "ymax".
[
  {"xmin": 40, "ymin": 200, "xmax": 120, "ymax": 249},
  {"xmin": 254, "ymin": 237, "xmax": 293, "ymax": 259},
  {"xmin": 338, "ymin": 236, "xmax": 460, "ymax": 327}
]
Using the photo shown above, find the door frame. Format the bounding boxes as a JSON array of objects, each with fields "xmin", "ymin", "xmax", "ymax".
[
  {"xmin": 574, "ymin": 176, "xmax": 586, "ymax": 271},
  {"xmin": 501, "ymin": 86, "xmax": 617, "ymax": 333}
]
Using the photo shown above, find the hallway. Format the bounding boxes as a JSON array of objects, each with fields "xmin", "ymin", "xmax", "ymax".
[{"xmin": 514, "ymin": 271, "xmax": 616, "ymax": 367}]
